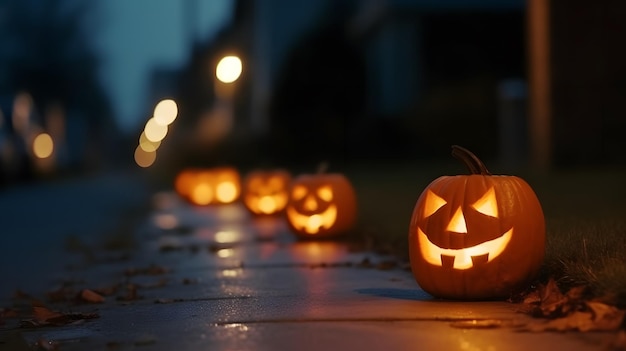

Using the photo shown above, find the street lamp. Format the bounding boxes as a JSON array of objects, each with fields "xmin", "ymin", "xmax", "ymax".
[
  {"xmin": 215, "ymin": 55, "xmax": 242, "ymax": 84},
  {"xmin": 214, "ymin": 55, "xmax": 242, "ymax": 100}
]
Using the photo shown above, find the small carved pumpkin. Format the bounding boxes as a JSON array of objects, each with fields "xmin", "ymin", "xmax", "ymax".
[
  {"xmin": 174, "ymin": 167, "xmax": 241, "ymax": 206},
  {"xmin": 409, "ymin": 146, "xmax": 545, "ymax": 300},
  {"xmin": 285, "ymin": 171, "xmax": 357, "ymax": 238},
  {"xmin": 174, "ymin": 168, "xmax": 198, "ymax": 201},
  {"xmin": 242, "ymin": 169, "xmax": 291, "ymax": 215}
]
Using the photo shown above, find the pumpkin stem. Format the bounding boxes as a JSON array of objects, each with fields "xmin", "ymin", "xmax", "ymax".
[
  {"xmin": 451, "ymin": 145, "xmax": 491, "ymax": 175},
  {"xmin": 316, "ymin": 161, "xmax": 329, "ymax": 174}
]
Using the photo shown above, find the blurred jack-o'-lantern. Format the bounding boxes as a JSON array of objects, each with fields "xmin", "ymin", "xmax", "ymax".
[
  {"xmin": 243, "ymin": 169, "xmax": 291, "ymax": 215},
  {"xmin": 286, "ymin": 168, "xmax": 356, "ymax": 238},
  {"xmin": 174, "ymin": 168, "xmax": 197, "ymax": 201},
  {"xmin": 409, "ymin": 146, "xmax": 545, "ymax": 300},
  {"xmin": 174, "ymin": 167, "xmax": 241, "ymax": 205}
]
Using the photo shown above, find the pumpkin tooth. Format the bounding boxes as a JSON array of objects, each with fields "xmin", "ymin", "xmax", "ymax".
[
  {"xmin": 470, "ymin": 253, "xmax": 490, "ymax": 267},
  {"xmin": 438, "ymin": 254, "xmax": 450, "ymax": 268},
  {"xmin": 417, "ymin": 227, "xmax": 513, "ymax": 270}
]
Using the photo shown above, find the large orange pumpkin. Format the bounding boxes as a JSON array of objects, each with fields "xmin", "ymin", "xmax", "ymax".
[
  {"xmin": 409, "ymin": 145, "xmax": 545, "ymax": 300},
  {"xmin": 285, "ymin": 171, "xmax": 357, "ymax": 239},
  {"xmin": 242, "ymin": 169, "xmax": 291, "ymax": 216}
]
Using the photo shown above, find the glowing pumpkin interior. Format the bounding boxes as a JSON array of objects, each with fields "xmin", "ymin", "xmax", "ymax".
[
  {"xmin": 175, "ymin": 168, "xmax": 241, "ymax": 205},
  {"xmin": 287, "ymin": 184, "xmax": 337, "ymax": 234},
  {"xmin": 418, "ymin": 187, "xmax": 511, "ymax": 270},
  {"xmin": 243, "ymin": 171, "xmax": 291, "ymax": 215}
]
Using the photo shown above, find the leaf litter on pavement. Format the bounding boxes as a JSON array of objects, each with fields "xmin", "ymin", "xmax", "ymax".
[
  {"xmin": 20, "ymin": 301, "xmax": 99, "ymax": 328},
  {"xmin": 515, "ymin": 278, "xmax": 625, "ymax": 332},
  {"xmin": 449, "ymin": 277, "xmax": 625, "ymax": 337}
]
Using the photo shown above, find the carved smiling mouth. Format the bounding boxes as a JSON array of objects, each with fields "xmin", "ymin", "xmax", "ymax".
[
  {"xmin": 418, "ymin": 228, "xmax": 513, "ymax": 270},
  {"xmin": 287, "ymin": 205, "xmax": 337, "ymax": 234}
]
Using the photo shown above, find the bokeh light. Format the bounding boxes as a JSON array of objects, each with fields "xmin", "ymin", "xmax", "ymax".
[
  {"xmin": 32, "ymin": 133, "xmax": 54, "ymax": 159},
  {"xmin": 139, "ymin": 131, "xmax": 161, "ymax": 152},
  {"xmin": 12, "ymin": 92, "xmax": 33, "ymax": 137},
  {"xmin": 215, "ymin": 230, "xmax": 241, "ymax": 244},
  {"xmin": 190, "ymin": 183, "xmax": 213, "ymax": 205},
  {"xmin": 153, "ymin": 99, "xmax": 178, "ymax": 126},
  {"xmin": 216, "ymin": 182, "xmax": 238, "ymax": 203},
  {"xmin": 216, "ymin": 56, "xmax": 242, "ymax": 83},
  {"xmin": 153, "ymin": 213, "xmax": 179, "ymax": 230},
  {"xmin": 144, "ymin": 117, "xmax": 168, "ymax": 142},
  {"xmin": 134, "ymin": 145, "xmax": 156, "ymax": 168}
]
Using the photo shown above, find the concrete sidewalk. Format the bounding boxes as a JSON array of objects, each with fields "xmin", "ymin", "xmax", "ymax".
[{"xmin": 0, "ymin": 178, "xmax": 617, "ymax": 350}]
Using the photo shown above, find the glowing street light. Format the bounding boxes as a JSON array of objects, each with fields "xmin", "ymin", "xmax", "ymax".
[
  {"xmin": 144, "ymin": 117, "xmax": 168, "ymax": 142},
  {"xmin": 153, "ymin": 99, "xmax": 178, "ymax": 126},
  {"xmin": 134, "ymin": 145, "xmax": 156, "ymax": 168},
  {"xmin": 139, "ymin": 131, "xmax": 161, "ymax": 152},
  {"xmin": 32, "ymin": 133, "xmax": 54, "ymax": 159},
  {"xmin": 216, "ymin": 56, "xmax": 242, "ymax": 83}
]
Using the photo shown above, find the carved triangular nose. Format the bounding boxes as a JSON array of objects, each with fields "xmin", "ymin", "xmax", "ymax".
[
  {"xmin": 304, "ymin": 195, "xmax": 318, "ymax": 211},
  {"xmin": 446, "ymin": 207, "xmax": 467, "ymax": 233}
]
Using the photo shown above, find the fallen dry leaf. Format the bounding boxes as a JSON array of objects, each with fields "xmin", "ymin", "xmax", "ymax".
[
  {"xmin": 21, "ymin": 304, "xmax": 99, "ymax": 328},
  {"xmin": 537, "ymin": 278, "xmax": 568, "ymax": 317},
  {"xmin": 33, "ymin": 306, "xmax": 65, "ymax": 323},
  {"xmin": 585, "ymin": 301, "xmax": 625, "ymax": 331},
  {"xmin": 515, "ymin": 277, "xmax": 626, "ymax": 333},
  {"xmin": 522, "ymin": 289, "xmax": 541, "ymax": 305},
  {"xmin": 517, "ymin": 278, "xmax": 591, "ymax": 318},
  {"xmin": 521, "ymin": 301, "xmax": 625, "ymax": 332},
  {"xmin": 77, "ymin": 289, "xmax": 105, "ymax": 304},
  {"xmin": 523, "ymin": 311, "xmax": 596, "ymax": 332}
]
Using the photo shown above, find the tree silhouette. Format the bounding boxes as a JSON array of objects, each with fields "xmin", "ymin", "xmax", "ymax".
[
  {"xmin": 0, "ymin": 0, "xmax": 113, "ymax": 135},
  {"xmin": 0, "ymin": 0, "xmax": 118, "ymax": 173}
]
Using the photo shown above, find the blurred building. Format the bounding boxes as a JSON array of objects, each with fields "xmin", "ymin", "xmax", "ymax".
[
  {"xmin": 0, "ymin": 1, "xmax": 119, "ymax": 185},
  {"xmin": 170, "ymin": 0, "xmax": 626, "ymax": 168}
]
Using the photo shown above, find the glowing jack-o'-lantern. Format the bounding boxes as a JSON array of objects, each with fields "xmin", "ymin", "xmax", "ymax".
[
  {"xmin": 409, "ymin": 146, "xmax": 545, "ymax": 300},
  {"xmin": 242, "ymin": 169, "xmax": 291, "ymax": 215},
  {"xmin": 285, "ymin": 171, "xmax": 356, "ymax": 238},
  {"xmin": 174, "ymin": 167, "xmax": 241, "ymax": 206}
]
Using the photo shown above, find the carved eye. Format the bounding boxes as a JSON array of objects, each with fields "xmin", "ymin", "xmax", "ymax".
[
  {"xmin": 292, "ymin": 185, "xmax": 307, "ymax": 200},
  {"xmin": 423, "ymin": 190, "xmax": 447, "ymax": 217},
  {"xmin": 317, "ymin": 186, "xmax": 333, "ymax": 202},
  {"xmin": 472, "ymin": 187, "xmax": 498, "ymax": 218}
]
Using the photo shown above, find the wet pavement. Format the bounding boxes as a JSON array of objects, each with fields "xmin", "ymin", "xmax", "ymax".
[{"xmin": 0, "ymin": 172, "xmax": 617, "ymax": 350}]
